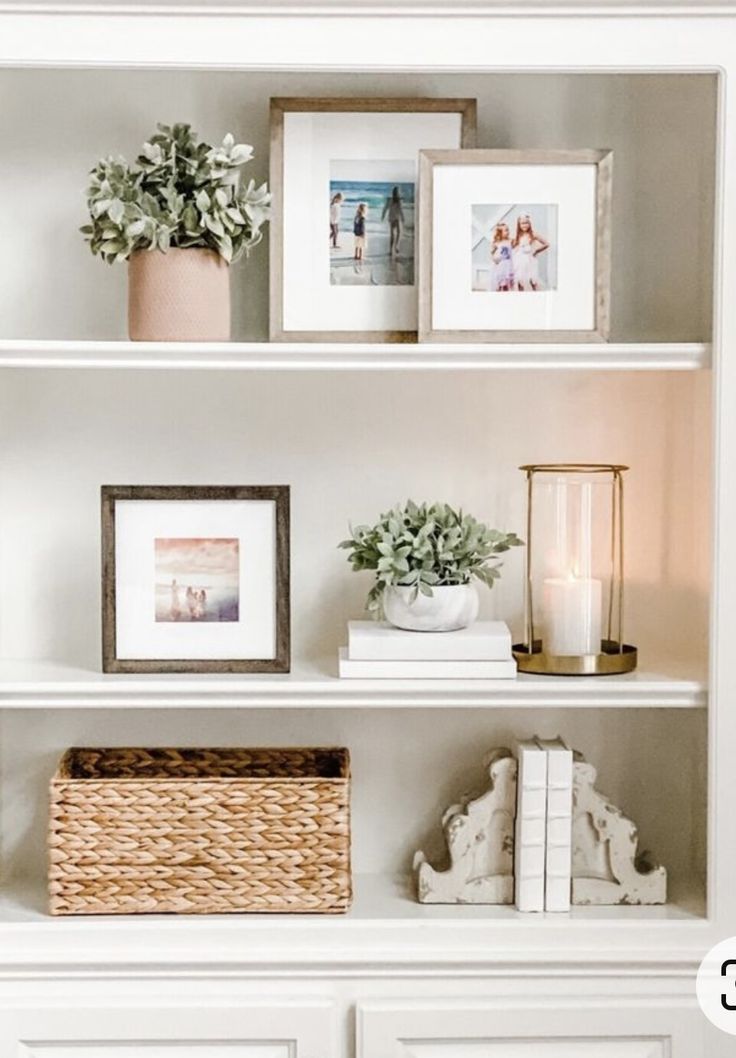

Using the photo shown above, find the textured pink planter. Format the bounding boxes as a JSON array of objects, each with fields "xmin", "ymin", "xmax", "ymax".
[{"xmin": 128, "ymin": 248, "xmax": 230, "ymax": 342}]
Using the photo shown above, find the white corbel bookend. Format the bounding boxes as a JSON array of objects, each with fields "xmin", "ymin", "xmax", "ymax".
[
  {"xmin": 413, "ymin": 748, "xmax": 517, "ymax": 904},
  {"xmin": 571, "ymin": 755, "xmax": 667, "ymax": 906}
]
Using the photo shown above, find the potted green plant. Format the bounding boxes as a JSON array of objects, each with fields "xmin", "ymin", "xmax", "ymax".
[
  {"xmin": 82, "ymin": 123, "xmax": 270, "ymax": 342},
  {"xmin": 339, "ymin": 501, "xmax": 523, "ymax": 631}
]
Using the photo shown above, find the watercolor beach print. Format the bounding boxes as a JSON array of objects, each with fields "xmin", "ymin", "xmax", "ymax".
[
  {"xmin": 329, "ymin": 159, "xmax": 416, "ymax": 287},
  {"xmin": 471, "ymin": 204, "xmax": 558, "ymax": 293},
  {"xmin": 155, "ymin": 537, "xmax": 240, "ymax": 623}
]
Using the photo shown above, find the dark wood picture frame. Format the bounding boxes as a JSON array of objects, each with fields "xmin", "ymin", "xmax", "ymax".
[
  {"xmin": 418, "ymin": 148, "xmax": 613, "ymax": 344},
  {"xmin": 269, "ymin": 96, "xmax": 477, "ymax": 343},
  {"xmin": 101, "ymin": 485, "xmax": 290, "ymax": 674}
]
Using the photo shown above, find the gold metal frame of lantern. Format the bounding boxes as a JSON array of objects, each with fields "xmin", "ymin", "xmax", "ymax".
[{"xmin": 512, "ymin": 463, "xmax": 638, "ymax": 676}]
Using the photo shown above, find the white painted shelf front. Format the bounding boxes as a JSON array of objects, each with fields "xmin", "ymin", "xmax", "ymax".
[
  {"xmin": 0, "ymin": 659, "xmax": 706, "ymax": 708},
  {"xmin": 0, "ymin": 340, "xmax": 711, "ymax": 371},
  {"xmin": 0, "ymin": 875, "xmax": 707, "ymax": 973}
]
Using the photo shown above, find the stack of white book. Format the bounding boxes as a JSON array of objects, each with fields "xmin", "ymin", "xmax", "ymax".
[
  {"xmin": 338, "ymin": 621, "xmax": 517, "ymax": 679},
  {"xmin": 514, "ymin": 736, "xmax": 573, "ymax": 912}
]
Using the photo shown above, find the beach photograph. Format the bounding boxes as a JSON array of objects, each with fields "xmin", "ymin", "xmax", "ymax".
[
  {"xmin": 329, "ymin": 159, "xmax": 415, "ymax": 287},
  {"xmin": 154, "ymin": 537, "xmax": 240, "ymax": 623},
  {"xmin": 471, "ymin": 203, "xmax": 558, "ymax": 293}
]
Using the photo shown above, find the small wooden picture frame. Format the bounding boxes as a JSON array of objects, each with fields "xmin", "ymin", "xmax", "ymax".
[
  {"xmin": 102, "ymin": 485, "xmax": 290, "ymax": 674},
  {"xmin": 269, "ymin": 97, "xmax": 477, "ymax": 343},
  {"xmin": 418, "ymin": 148, "xmax": 613, "ymax": 343}
]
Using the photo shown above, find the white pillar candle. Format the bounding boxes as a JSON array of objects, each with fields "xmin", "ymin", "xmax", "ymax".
[{"xmin": 542, "ymin": 576, "xmax": 602, "ymax": 656}]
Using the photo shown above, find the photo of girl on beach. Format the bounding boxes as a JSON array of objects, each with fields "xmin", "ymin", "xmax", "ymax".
[
  {"xmin": 329, "ymin": 159, "xmax": 415, "ymax": 286},
  {"xmin": 353, "ymin": 202, "xmax": 367, "ymax": 262},
  {"xmin": 471, "ymin": 204, "xmax": 556, "ymax": 293},
  {"xmin": 329, "ymin": 191, "xmax": 344, "ymax": 249},
  {"xmin": 154, "ymin": 538, "xmax": 240, "ymax": 623}
]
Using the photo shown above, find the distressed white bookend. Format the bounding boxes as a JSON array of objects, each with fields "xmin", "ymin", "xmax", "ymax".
[
  {"xmin": 571, "ymin": 756, "xmax": 667, "ymax": 906},
  {"xmin": 413, "ymin": 748, "xmax": 517, "ymax": 904}
]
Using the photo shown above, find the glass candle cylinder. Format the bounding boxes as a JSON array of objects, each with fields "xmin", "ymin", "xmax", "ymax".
[{"xmin": 514, "ymin": 464, "xmax": 637, "ymax": 676}]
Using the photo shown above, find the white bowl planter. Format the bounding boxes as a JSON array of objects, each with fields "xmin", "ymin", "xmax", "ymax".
[
  {"xmin": 383, "ymin": 584, "xmax": 480, "ymax": 632},
  {"xmin": 128, "ymin": 248, "xmax": 230, "ymax": 342}
]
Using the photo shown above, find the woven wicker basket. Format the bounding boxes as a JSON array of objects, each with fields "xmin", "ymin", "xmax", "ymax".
[{"xmin": 49, "ymin": 746, "xmax": 351, "ymax": 916}]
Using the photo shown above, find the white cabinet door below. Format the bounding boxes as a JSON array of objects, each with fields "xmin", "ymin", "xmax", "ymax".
[
  {"xmin": 1, "ymin": 1002, "xmax": 333, "ymax": 1058},
  {"xmin": 20, "ymin": 1049, "xmax": 287, "ymax": 1058},
  {"xmin": 357, "ymin": 1001, "xmax": 703, "ymax": 1058},
  {"xmin": 381, "ymin": 1044, "xmax": 660, "ymax": 1058}
]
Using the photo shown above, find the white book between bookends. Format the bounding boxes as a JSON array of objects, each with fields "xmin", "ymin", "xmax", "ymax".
[
  {"xmin": 536, "ymin": 736, "xmax": 573, "ymax": 913},
  {"xmin": 514, "ymin": 738, "xmax": 547, "ymax": 912},
  {"xmin": 572, "ymin": 754, "xmax": 667, "ymax": 906},
  {"xmin": 413, "ymin": 748, "xmax": 516, "ymax": 904}
]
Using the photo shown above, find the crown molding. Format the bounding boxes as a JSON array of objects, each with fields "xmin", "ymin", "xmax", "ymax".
[{"xmin": 0, "ymin": 0, "xmax": 735, "ymax": 16}]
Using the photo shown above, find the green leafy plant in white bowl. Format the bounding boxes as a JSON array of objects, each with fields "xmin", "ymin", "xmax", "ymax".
[{"xmin": 339, "ymin": 501, "xmax": 523, "ymax": 631}]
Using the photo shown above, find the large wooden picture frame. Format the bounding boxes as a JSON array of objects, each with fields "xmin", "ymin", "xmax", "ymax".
[
  {"xmin": 418, "ymin": 148, "xmax": 613, "ymax": 343},
  {"xmin": 270, "ymin": 97, "xmax": 477, "ymax": 343},
  {"xmin": 102, "ymin": 485, "xmax": 290, "ymax": 674}
]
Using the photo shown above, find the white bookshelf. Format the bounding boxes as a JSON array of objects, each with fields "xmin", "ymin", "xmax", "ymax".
[
  {"xmin": 0, "ymin": 339, "xmax": 711, "ymax": 371},
  {"xmin": 0, "ymin": 7, "xmax": 729, "ymax": 1056},
  {"xmin": 0, "ymin": 874, "xmax": 707, "ymax": 973},
  {"xmin": 0, "ymin": 658, "xmax": 707, "ymax": 708}
]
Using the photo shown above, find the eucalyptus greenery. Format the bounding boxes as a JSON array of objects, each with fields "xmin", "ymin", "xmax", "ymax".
[
  {"xmin": 81, "ymin": 123, "xmax": 271, "ymax": 265},
  {"xmin": 339, "ymin": 500, "xmax": 523, "ymax": 613}
]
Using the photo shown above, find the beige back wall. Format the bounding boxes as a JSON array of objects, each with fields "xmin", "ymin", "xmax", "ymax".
[{"xmin": 0, "ymin": 69, "xmax": 716, "ymax": 341}]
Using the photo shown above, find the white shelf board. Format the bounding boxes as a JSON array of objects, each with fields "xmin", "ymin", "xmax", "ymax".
[
  {"xmin": 0, "ymin": 658, "xmax": 707, "ymax": 708},
  {"xmin": 0, "ymin": 339, "xmax": 711, "ymax": 371},
  {"xmin": 0, "ymin": 874, "xmax": 707, "ymax": 972}
]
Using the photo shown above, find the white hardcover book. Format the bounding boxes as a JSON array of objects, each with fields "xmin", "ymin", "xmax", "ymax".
[
  {"xmin": 514, "ymin": 738, "xmax": 548, "ymax": 912},
  {"xmin": 536, "ymin": 736, "xmax": 573, "ymax": 912},
  {"xmin": 338, "ymin": 648, "xmax": 517, "ymax": 680},
  {"xmin": 347, "ymin": 620, "xmax": 513, "ymax": 661}
]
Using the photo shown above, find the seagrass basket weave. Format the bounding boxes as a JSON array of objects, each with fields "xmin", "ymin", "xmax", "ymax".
[{"xmin": 48, "ymin": 746, "xmax": 351, "ymax": 916}]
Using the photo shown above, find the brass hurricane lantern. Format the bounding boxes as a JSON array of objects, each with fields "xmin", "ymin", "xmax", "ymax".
[{"xmin": 513, "ymin": 463, "xmax": 638, "ymax": 676}]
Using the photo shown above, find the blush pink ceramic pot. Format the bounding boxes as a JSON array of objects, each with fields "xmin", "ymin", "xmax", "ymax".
[{"xmin": 128, "ymin": 247, "xmax": 230, "ymax": 342}]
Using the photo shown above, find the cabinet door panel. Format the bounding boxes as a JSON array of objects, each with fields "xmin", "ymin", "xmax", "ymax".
[
  {"xmin": 20, "ymin": 1048, "xmax": 288, "ymax": 1058},
  {"xmin": 357, "ymin": 1001, "xmax": 703, "ymax": 1058},
  {"xmin": 1, "ymin": 1002, "xmax": 333, "ymax": 1058},
  {"xmin": 398, "ymin": 1043, "xmax": 661, "ymax": 1058}
]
